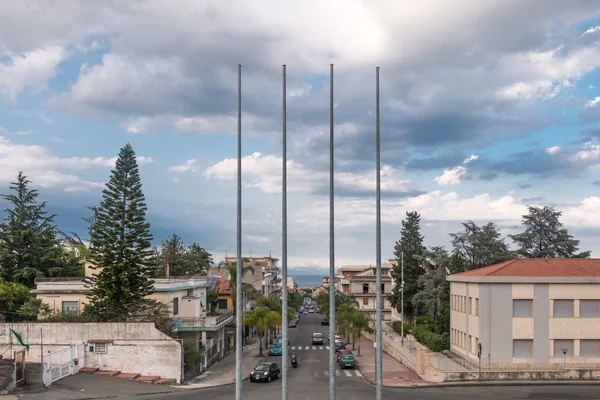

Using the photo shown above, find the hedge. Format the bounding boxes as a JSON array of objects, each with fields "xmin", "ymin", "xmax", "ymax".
[{"xmin": 411, "ymin": 325, "xmax": 449, "ymax": 352}]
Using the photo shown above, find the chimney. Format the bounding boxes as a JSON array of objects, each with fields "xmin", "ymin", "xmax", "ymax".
[{"xmin": 166, "ymin": 263, "xmax": 170, "ymax": 278}]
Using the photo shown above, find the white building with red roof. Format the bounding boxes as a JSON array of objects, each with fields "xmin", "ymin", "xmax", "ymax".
[{"xmin": 447, "ymin": 258, "xmax": 600, "ymax": 369}]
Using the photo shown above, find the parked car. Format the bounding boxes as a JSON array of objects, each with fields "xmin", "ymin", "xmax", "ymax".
[
  {"xmin": 339, "ymin": 353, "xmax": 356, "ymax": 369},
  {"xmin": 289, "ymin": 320, "xmax": 297, "ymax": 328},
  {"xmin": 275, "ymin": 335, "xmax": 290, "ymax": 345},
  {"xmin": 334, "ymin": 341, "xmax": 345, "ymax": 352},
  {"xmin": 337, "ymin": 348, "xmax": 351, "ymax": 362},
  {"xmin": 312, "ymin": 332, "xmax": 324, "ymax": 345},
  {"xmin": 269, "ymin": 342, "xmax": 283, "ymax": 356},
  {"xmin": 250, "ymin": 362, "xmax": 280, "ymax": 382},
  {"xmin": 321, "ymin": 318, "xmax": 329, "ymax": 326}
]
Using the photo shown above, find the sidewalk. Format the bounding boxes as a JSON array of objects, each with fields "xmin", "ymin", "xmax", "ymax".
[
  {"xmin": 176, "ymin": 338, "xmax": 268, "ymax": 389},
  {"xmin": 356, "ymin": 334, "xmax": 426, "ymax": 387}
]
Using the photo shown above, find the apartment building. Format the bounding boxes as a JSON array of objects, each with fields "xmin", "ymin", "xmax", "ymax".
[
  {"xmin": 336, "ymin": 262, "xmax": 394, "ymax": 322},
  {"xmin": 33, "ymin": 260, "xmax": 233, "ymax": 355},
  {"xmin": 211, "ymin": 256, "xmax": 279, "ymax": 296},
  {"xmin": 447, "ymin": 258, "xmax": 600, "ymax": 369}
]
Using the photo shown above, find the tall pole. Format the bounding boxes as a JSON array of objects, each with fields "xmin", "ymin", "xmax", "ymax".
[
  {"xmin": 401, "ymin": 252, "xmax": 404, "ymax": 346},
  {"xmin": 281, "ymin": 64, "xmax": 289, "ymax": 400},
  {"xmin": 375, "ymin": 66, "xmax": 383, "ymax": 400},
  {"xmin": 235, "ymin": 64, "xmax": 243, "ymax": 400},
  {"xmin": 328, "ymin": 63, "xmax": 336, "ymax": 400}
]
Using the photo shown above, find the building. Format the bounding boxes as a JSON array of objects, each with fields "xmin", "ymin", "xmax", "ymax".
[
  {"xmin": 33, "ymin": 260, "xmax": 233, "ymax": 357},
  {"xmin": 276, "ymin": 275, "xmax": 297, "ymax": 292},
  {"xmin": 214, "ymin": 277, "xmax": 233, "ymax": 314},
  {"xmin": 209, "ymin": 256, "xmax": 279, "ymax": 296},
  {"xmin": 447, "ymin": 258, "xmax": 600, "ymax": 369},
  {"xmin": 336, "ymin": 262, "xmax": 394, "ymax": 322}
]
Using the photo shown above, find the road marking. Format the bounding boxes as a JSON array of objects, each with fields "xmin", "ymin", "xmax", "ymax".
[
  {"xmin": 291, "ymin": 346, "xmax": 295, "ymax": 350},
  {"xmin": 326, "ymin": 346, "xmax": 330, "ymax": 350},
  {"xmin": 355, "ymin": 370, "xmax": 362, "ymax": 377},
  {"xmin": 312, "ymin": 346, "xmax": 316, "ymax": 350},
  {"xmin": 305, "ymin": 346, "xmax": 309, "ymax": 350},
  {"xmin": 320, "ymin": 346, "xmax": 324, "ymax": 350},
  {"xmin": 313, "ymin": 370, "xmax": 319, "ymax": 378},
  {"xmin": 344, "ymin": 370, "xmax": 352, "ymax": 377}
]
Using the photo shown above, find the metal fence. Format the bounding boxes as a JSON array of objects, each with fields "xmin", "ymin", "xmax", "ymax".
[
  {"xmin": 204, "ymin": 343, "xmax": 221, "ymax": 370},
  {"xmin": 42, "ymin": 344, "xmax": 85, "ymax": 386}
]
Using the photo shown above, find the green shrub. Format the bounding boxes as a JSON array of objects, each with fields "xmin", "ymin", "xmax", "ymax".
[
  {"xmin": 183, "ymin": 341, "xmax": 203, "ymax": 367},
  {"xmin": 392, "ymin": 321, "xmax": 413, "ymax": 336},
  {"xmin": 411, "ymin": 325, "xmax": 449, "ymax": 352},
  {"xmin": 415, "ymin": 316, "xmax": 432, "ymax": 327}
]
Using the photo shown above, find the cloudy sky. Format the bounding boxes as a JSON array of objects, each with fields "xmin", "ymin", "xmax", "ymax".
[{"xmin": 2, "ymin": 1, "xmax": 600, "ymax": 271}]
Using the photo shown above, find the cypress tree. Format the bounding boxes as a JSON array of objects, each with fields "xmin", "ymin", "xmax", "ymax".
[{"xmin": 87, "ymin": 143, "xmax": 155, "ymax": 320}]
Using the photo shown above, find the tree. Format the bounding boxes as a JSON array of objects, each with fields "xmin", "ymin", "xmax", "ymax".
[
  {"xmin": 450, "ymin": 221, "xmax": 511, "ymax": 270},
  {"xmin": 510, "ymin": 206, "xmax": 590, "ymax": 258},
  {"xmin": 87, "ymin": 143, "xmax": 155, "ymax": 321},
  {"xmin": 390, "ymin": 211, "xmax": 426, "ymax": 315},
  {"xmin": 218, "ymin": 260, "xmax": 255, "ymax": 317},
  {"xmin": 184, "ymin": 243, "xmax": 213, "ymax": 275},
  {"xmin": 244, "ymin": 306, "xmax": 272, "ymax": 356},
  {"xmin": 0, "ymin": 172, "xmax": 66, "ymax": 287},
  {"xmin": 18, "ymin": 298, "xmax": 51, "ymax": 320},
  {"xmin": 0, "ymin": 279, "xmax": 32, "ymax": 321},
  {"xmin": 206, "ymin": 287, "xmax": 219, "ymax": 316},
  {"xmin": 349, "ymin": 310, "xmax": 373, "ymax": 356},
  {"xmin": 157, "ymin": 234, "xmax": 187, "ymax": 276},
  {"xmin": 411, "ymin": 248, "xmax": 449, "ymax": 322}
]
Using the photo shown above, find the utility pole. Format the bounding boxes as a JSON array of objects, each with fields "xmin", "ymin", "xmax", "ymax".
[
  {"xmin": 328, "ymin": 63, "xmax": 337, "ymax": 400},
  {"xmin": 374, "ymin": 66, "xmax": 383, "ymax": 400},
  {"xmin": 401, "ymin": 252, "xmax": 404, "ymax": 346},
  {"xmin": 281, "ymin": 64, "xmax": 289, "ymax": 400},
  {"xmin": 235, "ymin": 64, "xmax": 243, "ymax": 400}
]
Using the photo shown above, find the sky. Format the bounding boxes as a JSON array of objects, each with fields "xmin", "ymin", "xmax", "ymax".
[{"xmin": 2, "ymin": 1, "xmax": 600, "ymax": 273}]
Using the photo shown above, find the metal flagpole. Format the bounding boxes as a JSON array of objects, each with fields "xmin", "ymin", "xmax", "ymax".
[
  {"xmin": 235, "ymin": 64, "xmax": 243, "ymax": 400},
  {"xmin": 401, "ymin": 251, "xmax": 404, "ymax": 346},
  {"xmin": 328, "ymin": 63, "xmax": 337, "ymax": 400},
  {"xmin": 375, "ymin": 66, "xmax": 383, "ymax": 400},
  {"xmin": 281, "ymin": 64, "xmax": 289, "ymax": 400}
]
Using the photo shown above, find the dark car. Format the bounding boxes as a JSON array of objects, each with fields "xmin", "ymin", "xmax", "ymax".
[
  {"xmin": 321, "ymin": 318, "xmax": 329, "ymax": 326},
  {"xmin": 339, "ymin": 353, "xmax": 356, "ymax": 369},
  {"xmin": 334, "ymin": 341, "xmax": 345, "ymax": 352},
  {"xmin": 250, "ymin": 362, "xmax": 280, "ymax": 383}
]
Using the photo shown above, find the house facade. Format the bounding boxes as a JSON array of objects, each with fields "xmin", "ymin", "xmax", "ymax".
[
  {"xmin": 210, "ymin": 256, "xmax": 280, "ymax": 296},
  {"xmin": 33, "ymin": 261, "xmax": 233, "ymax": 357},
  {"xmin": 447, "ymin": 258, "xmax": 600, "ymax": 369},
  {"xmin": 214, "ymin": 277, "xmax": 233, "ymax": 314},
  {"xmin": 336, "ymin": 262, "xmax": 394, "ymax": 322}
]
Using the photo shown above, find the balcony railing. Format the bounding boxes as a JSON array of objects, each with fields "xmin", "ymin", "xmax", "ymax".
[
  {"xmin": 176, "ymin": 311, "xmax": 233, "ymax": 329},
  {"xmin": 36, "ymin": 277, "xmax": 86, "ymax": 283}
]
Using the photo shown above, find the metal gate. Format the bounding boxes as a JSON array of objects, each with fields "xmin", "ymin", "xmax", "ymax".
[
  {"xmin": 42, "ymin": 344, "xmax": 85, "ymax": 387},
  {"xmin": 14, "ymin": 349, "xmax": 25, "ymax": 386}
]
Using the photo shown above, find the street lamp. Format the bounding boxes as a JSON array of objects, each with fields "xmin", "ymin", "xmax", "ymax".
[{"xmin": 562, "ymin": 348, "xmax": 568, "ymax": 369}]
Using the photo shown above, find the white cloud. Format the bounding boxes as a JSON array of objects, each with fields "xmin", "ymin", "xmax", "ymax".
[
  {"xmin": 168, "ymin": 159, "xmax": 196, "ymax": 172},
  {"xmin": 463, "ymin": 155, "xmax": 479, "ymax": 164},
  {"xmin": 0, "ymin": 136, "xmax": 152, "ymax": 192},
  {"xmin": 0, "ymin": 46, "xmax": 68, "ymax": 101},
  {"xmin": 586, "ymin": 97, "xmax": 600, "ymax": 108},
  {"xmin": 203, "ymin": 152, "xmax": 414, "ymax": 195},
  {"xmin": 434, "ymin": 166, "xmax": 467, "ymax": 185},
  {"xmin": 546, "ymin": 146, "xmax": 561, "ymax": 155},
  {"xmin": 247, "ymin": 235, "xmax": 270, "ymax": 243}
]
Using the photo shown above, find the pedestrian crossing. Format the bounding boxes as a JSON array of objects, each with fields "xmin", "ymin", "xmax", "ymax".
[
  {"xmin": 290, "ymin": 345, "xmax": 330, "ymax": 351},
  {"xmin": 314, "ymin": 369, "xmax": 363, "ymax": 378}
]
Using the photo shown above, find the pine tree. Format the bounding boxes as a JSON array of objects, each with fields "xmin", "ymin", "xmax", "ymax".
[
  {"xmin": 510, "ymin": 206, "xmax": 590, "ymax": 258},
  {"xmin": 390, "ymin": 211, "xmax": 426, "ymax": 315},
  {"xmin": 0, "ymin": 172, "xmax": 65, "ymax": 287},
  {"xmin": 450, "ymin": 221, "xmax": 511, "ymax": 270},
  {"xmin": 87, "ymin": 144, "xmax": 155, "ymax": 320}
]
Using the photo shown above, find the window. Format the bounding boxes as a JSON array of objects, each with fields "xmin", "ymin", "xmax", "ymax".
[
  {"xmin": 94, "ymin": 342, "xmax": 107, "ymax": 354},
  {"xmin": 580, "ymin": 300, "xmax": 600, "ymax": 318},
  {"xmin": 218, "ymin": 299, "xmax": 228, "ymax": 309},
  {"xmin": 362, "ymin": 283, "xmax": 369, "ymax": 294},
  {"xmin": 186, "ymin": 289, "xmax": 194, "ymax": 297},
  {"xmin": 553, "ymin": 339, "xmax": 574, "ymax": 357},
  {"xmin": 172, "ymin": 297, "xmax": 179, "ymax": 315},
  {"xmin": 513, "ymin": 339, "xmax": 533, "ymax": 358},
  {"xmin": 513, "ymin": 299, "xmax": 533, "ymax": 318},
  {"xmin": 62, "ymin": 301, "xmax": 79, "ymax": 312},
  {"xmin": 580, "ymin": 340, "xmax": 600, "ymax": 357},
  {"xmin": 553, "ymin": 300, "xmax": 574, "ymax": 318},
  {"xmin": 363, "ymin": 298, "xmax": 369, "ymax": 306},
  {"xmin": 381, "ymin": 283, "xmax": 385, "ymax": 293}
]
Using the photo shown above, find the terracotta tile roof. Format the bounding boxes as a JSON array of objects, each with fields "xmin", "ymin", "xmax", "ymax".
[
  {"xmin": 215, "ymin": 277, "xmax": 233, "ymax": 294},
  {"xmin": 455, "ymin": 258, "xmax": 600, "ymax": 277}
]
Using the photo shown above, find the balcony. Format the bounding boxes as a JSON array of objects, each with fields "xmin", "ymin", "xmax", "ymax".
[{"xmin": 174, "ymin": 311, "xmax": 234, "ymax": 331}]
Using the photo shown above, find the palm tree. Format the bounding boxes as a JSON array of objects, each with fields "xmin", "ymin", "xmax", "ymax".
[
  {"xmin": 349, "ymin": 310, "xmax": 373, "ymax": 356},
  {"xmin": 244, "ymin": 306, "xmax": 271, "ymax": 356},
  {"xmin": 218, "ymin": 259, "xmax": 255, "ymax": 316},
  {"xmin": 266, "ymin": 310, "xmax": 281, "ymax": 344}
]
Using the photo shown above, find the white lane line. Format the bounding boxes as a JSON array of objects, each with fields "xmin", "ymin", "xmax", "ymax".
[
  {"xmin": 344, "ymin": 370, "xmax": 352, "ymax": 377},
  {"xmin": 305, "ymin": 346, "xmax": 310, "ymax": 350},
  {"xmin": 291, "ymin": 346, "xmax": 295, "ymax": 350},
  {"xmin": 312, "ymin": 346, "xmax": 316, "ymax": 350},
  {"xmin": 355, "ymin": 370, "xmax": 363, "ymax": 377},
  {"xmin": 326, "ymin": 346, "xmax": 330, "ymax": 350},
  {"xmin": 313, "ymin": 370, "xmax": 319, "ymax": 378},
  {"xmin": 320, "ymin": 346, "xmax": 324, "ymax": 350}
]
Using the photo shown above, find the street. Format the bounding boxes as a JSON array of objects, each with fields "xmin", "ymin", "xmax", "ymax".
[{"xmin": 140, "ymin": 312, "xmax": 600, "ymax": 400}]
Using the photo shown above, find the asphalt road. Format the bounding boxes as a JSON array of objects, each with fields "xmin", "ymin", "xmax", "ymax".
[{"xmin": 135, "ymin": 312, "xmax": 600, "ymax": 400}]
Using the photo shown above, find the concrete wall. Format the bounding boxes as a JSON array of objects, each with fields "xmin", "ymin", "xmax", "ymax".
[{"xmin": 0, "ymin": 323, "xmax": 182, "ymax": 382}]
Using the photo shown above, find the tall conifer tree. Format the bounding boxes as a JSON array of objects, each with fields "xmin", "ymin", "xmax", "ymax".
[{"xmin": 87, "ymin": 144, "xmax": 155, "ymax": 320}]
